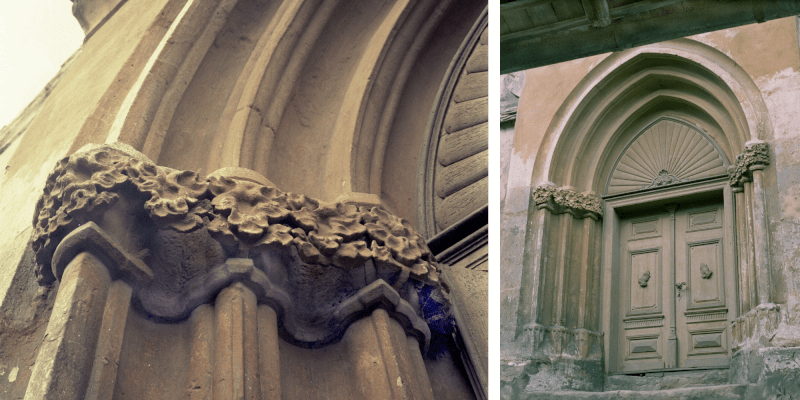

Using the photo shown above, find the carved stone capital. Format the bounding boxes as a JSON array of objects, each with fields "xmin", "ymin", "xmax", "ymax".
[
  {"xmin": 32, "ymin": 145, "xmax": 446, "ymax": 351},
  {"xmin": 531, "ymin": 185, "xmax": 603, "ymax": 219},
  {"xmin": 729, "ymin": 142, "xmax": 770, "ymax": 188}
]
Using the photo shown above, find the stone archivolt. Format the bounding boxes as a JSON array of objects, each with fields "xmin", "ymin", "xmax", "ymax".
[
  {"xmin": 531, "ymin": 185, "xmax": 603, "ymax": 219},
  {"xmin": 31, "ymin": 145, "xmax": 441, "ymax": 350},
  {"xmin": 728, "ymin": 142, "xmax": 770, "ymax": 188}
]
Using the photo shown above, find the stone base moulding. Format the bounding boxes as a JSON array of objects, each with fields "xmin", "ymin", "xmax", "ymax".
[
  {"xmin": 517, "ymin": 324, "xmax": 604, "ymax": 362},
  {"xmin": 23, "ymin": 144, "xmax": 447, "ymax": 399},
  {"xmin": 501, "ymin": 325, "xmax": 605, "ymax": 394},
  {"xmin": 731, "ymin": 303, "xmax": 781, "ymax": 353}
]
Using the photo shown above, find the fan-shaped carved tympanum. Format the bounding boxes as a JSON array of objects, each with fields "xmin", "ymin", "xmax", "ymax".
[{"xmin": 607, "ymin": 118, "xmax": 728, "ymax": 195}]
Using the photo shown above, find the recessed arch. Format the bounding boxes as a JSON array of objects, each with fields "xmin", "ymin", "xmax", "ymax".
[{"xmin": 530, "ymin": 38, "xmax": 772, "ymax": 193}]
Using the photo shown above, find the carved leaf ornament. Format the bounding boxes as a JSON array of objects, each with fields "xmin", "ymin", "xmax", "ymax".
[
  {"xmin": 728, "ymin": 142, "xmax": 769, "ymax": 187},
  {"xmin": 33, "ymin": 149, "xmax": 436, "ymax": 283},
  {"xmin": 30, "ymin": 146, "xmax": 445, "ymax": 349},
  {"xmin": 608, "ymin": 119, "xmax": 727, "ymax": 195}
]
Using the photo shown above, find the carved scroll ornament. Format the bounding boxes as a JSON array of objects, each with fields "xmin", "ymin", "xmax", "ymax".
[
  {"xmin": 728, "ymin": 142, "xmax": 769, "ymax": 188},
  {"xmin": 532, "ymin": 185, "xmax": 603, "ymax": 219},
  {"xmin": 31, "ymin": 145, "xmax": 445, "ymax": 350}
]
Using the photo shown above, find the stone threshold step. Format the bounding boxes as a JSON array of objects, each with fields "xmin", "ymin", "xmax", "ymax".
[{"xmin": 520, "ymin": 384, "xmax": 748, "ymax": 399}]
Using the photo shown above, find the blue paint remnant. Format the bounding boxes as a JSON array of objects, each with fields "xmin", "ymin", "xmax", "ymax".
[{"xmin": 418, "ymin": 283, "xmax": 453, "ymax": 358}]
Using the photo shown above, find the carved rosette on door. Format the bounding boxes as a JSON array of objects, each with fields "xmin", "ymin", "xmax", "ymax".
[{"xmin": 619, "ymin": 203, "xmax": 733, "ymax": 372}]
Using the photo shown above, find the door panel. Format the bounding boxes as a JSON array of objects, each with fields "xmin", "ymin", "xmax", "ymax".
[
  {"xmin": 675, "ymin": 203, "xmax": 730, "ymax": 368},
  {"xmin": 620, "ymin": 213, "xmax": 668, "ymax": 372},
  {"xmin": 618, "ymin": 201, "xmax": 732, "ymax": 372}
]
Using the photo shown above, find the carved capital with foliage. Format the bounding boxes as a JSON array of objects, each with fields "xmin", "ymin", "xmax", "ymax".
[
  {"xmin": 31, "ymin": 145, "xmax": 447, "ymax": 351},
  {"xmin": 531, "ymin": 185, "xmax": 603, "ymax": 219},
  {"xmin": 728, "ymin": 142, "xmax": 770, "ymax": 187}
]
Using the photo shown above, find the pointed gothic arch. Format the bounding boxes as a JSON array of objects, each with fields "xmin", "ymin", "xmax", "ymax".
[{"xmin": 516, "ymin": 38, "xmax": 777, "ymax": 381}]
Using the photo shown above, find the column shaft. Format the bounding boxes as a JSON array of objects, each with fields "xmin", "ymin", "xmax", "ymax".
[
  {"xmin": 213, "ymin": 283, "xmax": 260, "ymax": 400},
  {"xmin": 24, "ymin": 252, "xmax": 111, "ymax": 400},
  {"xmin": 257, "ymin": 305, "xmax": 281, "ymax": 400},
  {"xmin": 743, "ymin": 182, "xmax": 759, "ymax": 306},
  {"xmin": 733, "ymin": 189, "xmax": 751, "ymax": 313},
  {"xmin": 346, "ymin": 309, "xmax": 434, "ymax": 400},
  {"xmin": 517, "ymin": 208, "xmax": 549, "ymax": 333},
  {"xmin": 750, "ymin": 169, "xmax": 771, "ymax": 304},
  {"xmin": 85, "ymin": 280, "xmax": 133, "ymax": 400},
  {"xmin": 187, "ymin": 304, "xmax": 215, "ymax": 400},
  {"xmin": 577, "ymin": 217, "xmax": 595, "ymax": 329}
]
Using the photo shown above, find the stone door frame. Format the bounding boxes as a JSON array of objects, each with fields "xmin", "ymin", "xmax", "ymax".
[{"xmin": 601, "ymin": 176, "xmax": 738, "ymax": 373}]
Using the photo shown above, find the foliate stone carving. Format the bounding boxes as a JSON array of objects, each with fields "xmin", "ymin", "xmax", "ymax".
[
  {"xmin": 31, "ymin": 145, "xmax": 445, "ymax": 351},
  {"xmin": 33, "ymin": 150, "xmax": 211, "ymax": 282},
  {"xmin": 532, "ymin": 185, "xmax": 603, "ymax": 219},
  {"xmin": 33, "ymin": 146, "xmax": 436, "ymax": 285},
  {"xmin": 728, "ymin": 142, "xmax": 770, "ymax": 188}
]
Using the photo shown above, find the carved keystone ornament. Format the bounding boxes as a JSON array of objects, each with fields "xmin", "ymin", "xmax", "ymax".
[{"xmin": 32, "ymin": 145, "xmax": 445, "ymax": 351}]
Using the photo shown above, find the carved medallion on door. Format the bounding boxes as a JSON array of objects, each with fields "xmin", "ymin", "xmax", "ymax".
[{"xmin": 619, "ymin": 202, "xmax": 733, "ymax": 372}]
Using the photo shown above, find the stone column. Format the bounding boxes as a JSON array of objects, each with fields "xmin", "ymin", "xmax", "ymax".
[
  {"xmin": 25, "ymin": 217, "xmax": 153, "ymax": 400},
  {"xmin": 511, "ymin": 184, "xmax": 605, "ymax": 392},
  {"xmin": 728, "ymin": 141, "xmax": 779, "ymax": 352},
  {"xmin": 346, "ymin": 309, "xmax": 435, "ymax": 400},
  {"xmin": 516, "ymin": 206, "xmax": 549, "ymax": 336},
  {"xmin": 732, "ymin": 186, "xmax": 752, "ymax": 313},
  {"xmin": 728, "ymin": 142, "xmax": 771, "ymax": 307},
  {"xmin": 84, "ymin": 280, "xmax": 133, "ymax": 400},
  {"xmin": 749, "ymin": 165, "xmax": 771, "ymax": 305},
  {"xmin": 257, "ymin": 305, "xmax": 281, "ymax": 400},
  {"xmin": 23, "ymin": 252, "xmax": 111, "ymax": 400},
  {"xmin": 743, "ymin": 181, "xmax": 759, "ymax": 307}
]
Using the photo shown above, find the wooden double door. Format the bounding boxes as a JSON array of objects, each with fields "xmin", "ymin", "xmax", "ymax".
[{"xmin": 618, "ymin": 200, "xmax": 735, "ymax": 372}]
